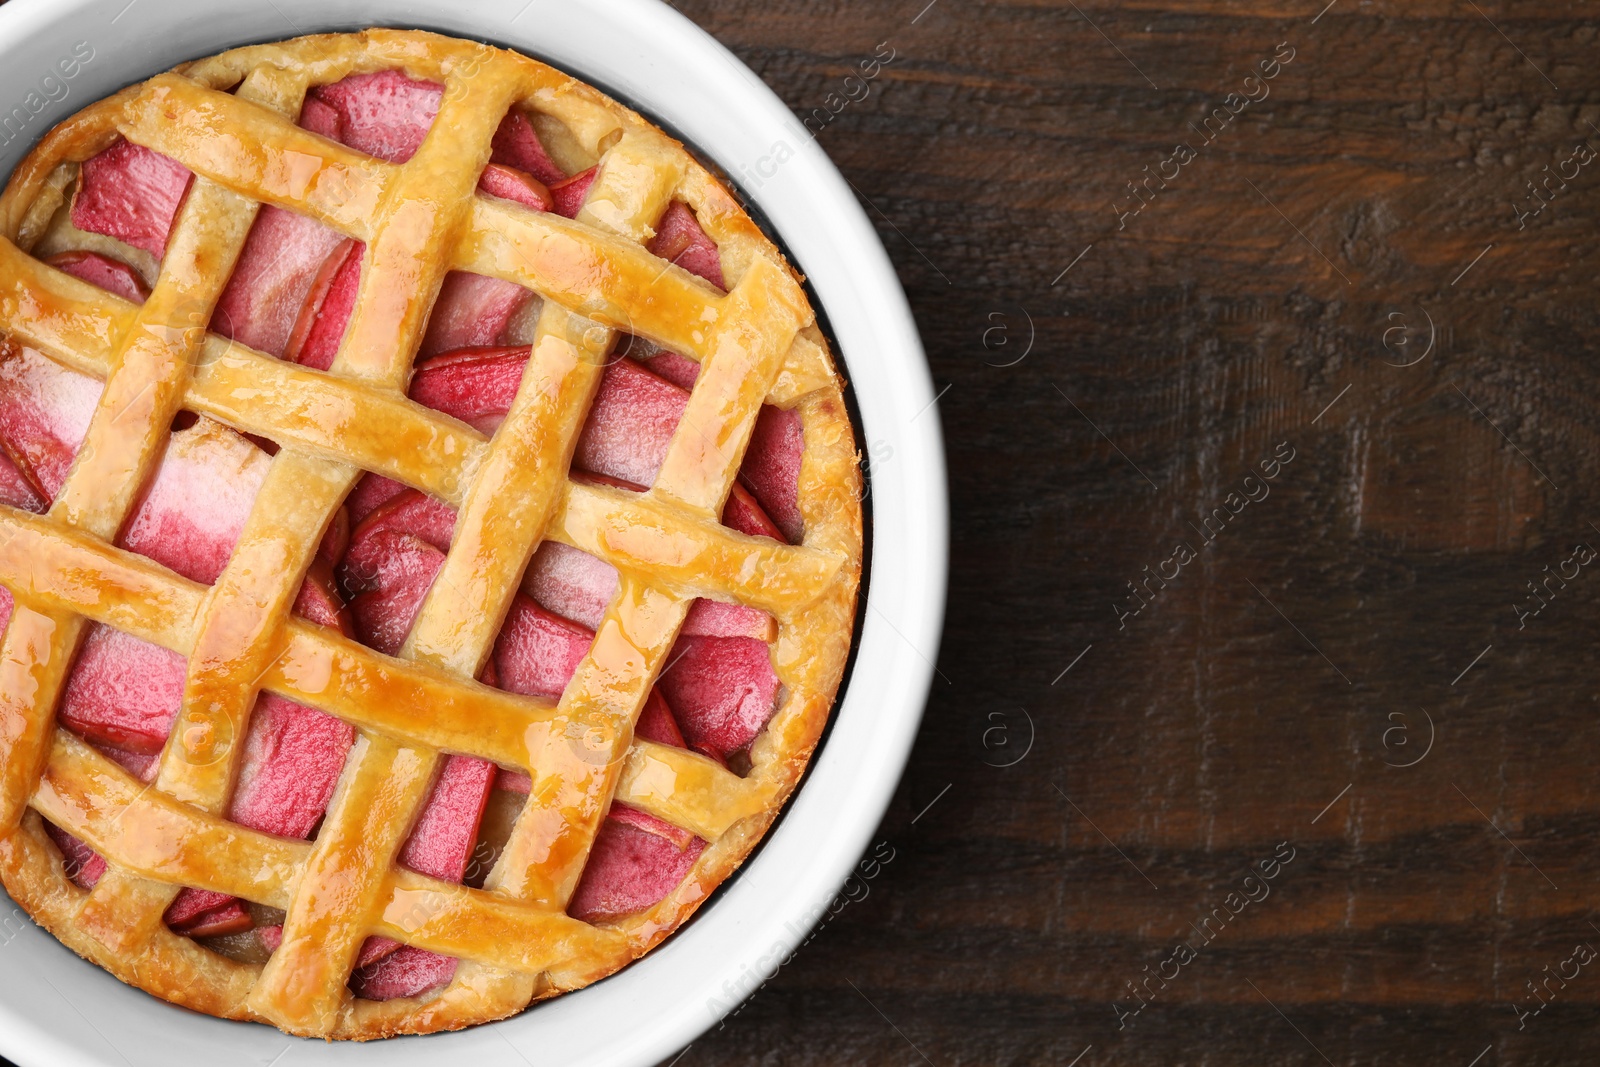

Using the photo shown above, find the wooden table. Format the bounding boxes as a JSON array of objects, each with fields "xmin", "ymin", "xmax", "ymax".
[
  {"xmin": 3, "ymin": 4, "xmax": 1595, "ymax": 1065},
  {"xmin": 671, "ymin": 1, "xmax": 1600, "ymax": 1064}
]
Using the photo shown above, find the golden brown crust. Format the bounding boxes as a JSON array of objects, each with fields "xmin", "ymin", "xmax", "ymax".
[{"xmin": 0, "ymin": 29, "xmax": 861, "ymax": 1039}]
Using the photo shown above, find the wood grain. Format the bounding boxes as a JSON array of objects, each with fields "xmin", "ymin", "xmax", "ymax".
[
  {"xmin": 6, "ymin": 2, "xmax": 1600, "ymax": 1064},
  {"xmin": 667, "ymin": 1, "xmax": 1600, "ymax": 1064}
]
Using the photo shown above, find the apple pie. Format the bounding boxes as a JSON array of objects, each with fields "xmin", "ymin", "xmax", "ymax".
[{"xmin": 0, "ymin": 28, "xmax": 861, "ymax": 1039}]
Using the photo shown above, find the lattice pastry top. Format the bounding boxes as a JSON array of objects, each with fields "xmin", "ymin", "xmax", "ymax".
[{"xmin": 0, "ymin": 29, "xmax": 861, "ymax": 1039}]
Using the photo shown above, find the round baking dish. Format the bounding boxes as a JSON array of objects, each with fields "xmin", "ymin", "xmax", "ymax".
[{"xmin": 0, "ymin": 1, "xmax": 944, "ymax": 1065}]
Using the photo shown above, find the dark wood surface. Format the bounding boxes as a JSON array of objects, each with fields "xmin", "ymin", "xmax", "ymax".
[
  {"xmin": 5, "ymin": 4, "xmax": 1598, "ymax": 1066},
  {"xmin": 667, "ymin": 1, "xmax": 1600, "ymax": 1064}
]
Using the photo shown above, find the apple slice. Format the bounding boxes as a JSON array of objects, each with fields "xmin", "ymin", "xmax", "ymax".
[
  {"xmin": 318, "ymin": 506, "xmax": 351, "ymax": 568},
  {"xmin": 722, "ymin": 482, "xmax": 785, "ymax": 542},
  {"xmin": 342, "ymin": 489, "xmax": 456, "ymax": 579},
  {"xmin": 681, "ymin": 598, "xmax": 778, "ymax": 642},
  {"xmin": 647, "ymin": 202, "xmax": 726, "ymax": 291},
  {"xmin": 164, "ymin": 888, "xmax": 236, "ymax": 930},
  {"xmin": 477, "ymin": 163, "xmax": 553, "ymax": 213},
  {"xmin": 230, "ymin": 692, "xmax": 356, "ymax": 840},
  {"xmin": 309, "ymin": 70, "xmax": 443, "ymax": 165},
  {"xmin": 409, "ymin": 346, "xmax": 528, "ymax": 434},
  {"xmin": 43, "ymin": 250, "xmax": 150, "ymax": 304},
  {"xmin": 349, "ymin": 944, "xmax": 459, "ymax": 1001},
  {"xmin": 567, "ymin": 815, "xmax": 705, "ymax": 923},
  {"xmin": 0, "ymin": 341, "xmax": 102, "ymax": 502},
  {"xmin": 549, "ymin": 167, "xmax": 597, "ymax": 220},
  {"xmin": 71, "ymin": 139, "xmax": 193, "ymax": 259},
  {"xmin": 574, "ymin": 358, "xmax": 687, "ymax": 488},
  {"xmin": 339, "ymin": 489, "xmax": 457, "ymax": 658},
  {"xmin": 739, "ymin": 405, "xmax": 804, "ymax": 544},
  {"xmin": 43, "ymin": 822, "xmax": 106, "ymax": 890},
  {"xmin": 96, "ymin": 744, "xmax": 158, "ymax": 783},
  {"xmin": 171, "ymin": 899, "xmax": 253, "ymax": 938},
  {"xmin": 608, "ymin": 803, "xmax": 696, "ymax": 853},
  {"xmin": 489, "ymin": 596, "xmax": 594, "ymax": 701},
  {"xmin": 294, "ymin": 558, "xmax": 353, "ymax": 635},
  {"xmin": 419, "ymin": 274, "xmax": 533, "ymax": 360},
  {"xmin": 298, "ymin": 94, "xmax": 341, "ymax": 139},
  {"xmin": 345, "ymin": 528, "xmax": 445, "ymax": 657},
  {"xmin": 120, "ymin": 418, "xmax": 270, "ymax": 585},
  {"xmin": 342, "ymin": 490, "xmax": 526, "ymax": 669},
  {"xmin": 346, "ymin": 487, "xmax": 457, "ymax": 556},
  {"xmin": 490, "ymin": 109, "xmax": 568, "ymax": 187},
  {"xmin": 636, "ymin": 689, "xmax": 688, "ymax": 750},
  {"xmin": 523, "ymin": 540, "xmax": 616, "ymax": 632},
  {"xmin": 346, "ymin": 473, "xmax": 407, "ymax": 525},
  {"xmin": 655, "ymin": 634, "xmax": 781, "ymax": 760},
  {"xmin": 0, "ymin": 452, "xmax": 43, "ymax": 513},
  {"xmin": 638, "ymin": 349, "xmax": 701, "ymax": 391},
  {"xmin": 211, "ymin": 206, "xmax": 347, "ymax": 359},
  {"xmin": 58, "ymin": 625, "xmax": 186, "ymax": 754},
  {"xmin": 396, "ymin": 755, "xmax": 496, "ymax": 883},
  {"xmin": 283, "ymin": 237, "xmax": 363, "ymax": 371}
]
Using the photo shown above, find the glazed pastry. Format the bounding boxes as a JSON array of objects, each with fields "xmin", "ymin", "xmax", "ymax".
[{"xmin": 0, "ymin": 29, "xmax": 860, "ymax": 1039}]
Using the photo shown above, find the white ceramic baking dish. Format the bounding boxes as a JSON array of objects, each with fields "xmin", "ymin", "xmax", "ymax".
[{"xmin": 0, "ymin": 1, "xmax": 945, "ymax": 1063}]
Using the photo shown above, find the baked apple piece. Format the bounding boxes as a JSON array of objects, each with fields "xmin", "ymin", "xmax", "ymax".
[{"xmin": 70, "ymin": 139, "xmax": 192, "ymax": 258}]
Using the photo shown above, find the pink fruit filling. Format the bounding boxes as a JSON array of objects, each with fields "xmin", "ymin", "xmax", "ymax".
[
  {"xmin": 648, "ymin": 201, "xmax": 727, "ymax": 291},
  {"xmin": 70, "ymin": 139, "xmax": 193, "ymax": 258},
  {"xmin": 211, "ymin": 205, "xmax": 350, "ymax": 360},
  {"xmin": 489, "ymin": 109, "xmax": 568, "ymax": 187},
  {"xmin": 409, "ymin": 345, "xmax": 794, "ymax": 754},
  {"xmin": 18, "ymin": 65, "xmax": 803, "ymax": 999},
  {"xmin": 477, "ymin": 163, "xmax": 553, "ymax": 213},
  {"xmin": 43, "ymin": 251, "xmax": 149, "ymax": 303},
  {"xmin": 549, "ymin": 168, "xmax": 598, "ymax": 220},
  {"xmin": 418, "ymin": 273, "xmax": 533, "ymax": 360}
]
